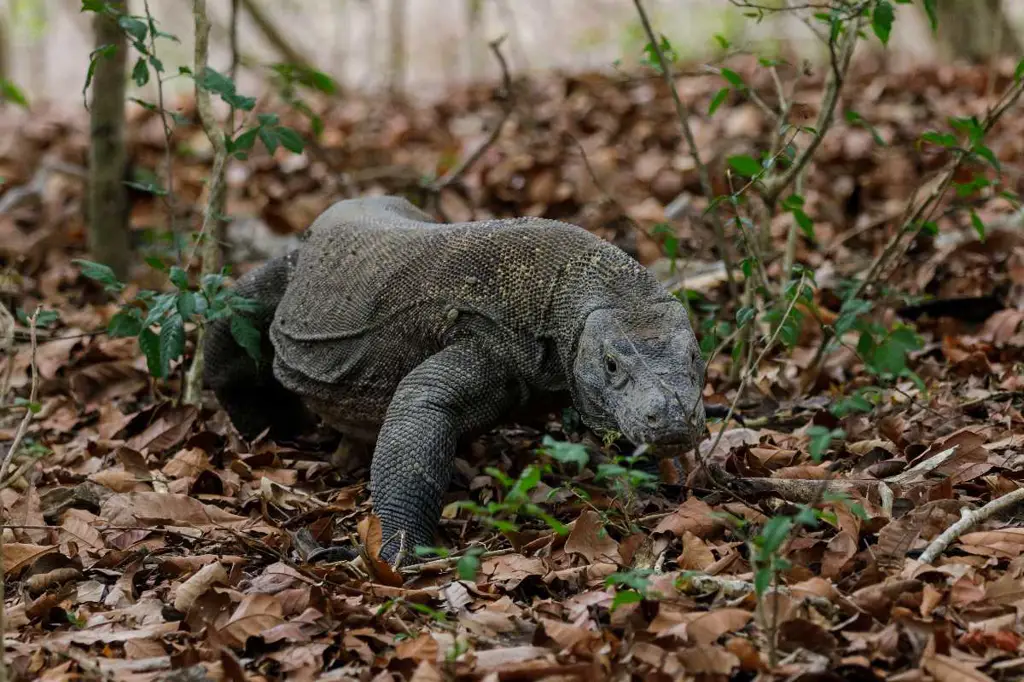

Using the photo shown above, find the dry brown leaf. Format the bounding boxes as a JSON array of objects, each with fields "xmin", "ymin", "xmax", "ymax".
[
  {"xmin": 922, "ymin": 654, "xmax": 994, "ymax": 682},
  {"xmin": 1, "ymin": 543, "xmax": 57, "ymax": 573},
  {"xmin": 958, "ymin": 528, "xmax": 1024, "ymax": 558},
  {"xmin": 395, "ymin": 632, "xmax": 439, "ymax": 663},
  {"xmin": 564, "ymin": 509, "xmax": 619, "ymax": 564},
  {"xmin": 682, "ymin": 608, "xmax": 752, "ymax": 646},
  {"xmin": 218, "ymin": 593, "xmax": 286, "ymax": 647},
  {"xmin": 677, "ymin": 646, "xmax": 740, "ymax": 675},
  {"xmin": 99, "ymin": 492, "xmax": 266, "ymax": 532},
  {"xmin": 173, "ymin": 561, "xmax": 228, "ymax": 613},
  {"xmin": 678, "ymin": 530, "xmax": 715, "ymax": 571},
  {"xmin": 653, "ymin": 496, "xmax": 717, "ymax": 538}
]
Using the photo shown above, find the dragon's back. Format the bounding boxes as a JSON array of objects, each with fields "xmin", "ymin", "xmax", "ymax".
[{"xmin": 268, "ymin": 196, "xmax": 618, "ymax": 425}]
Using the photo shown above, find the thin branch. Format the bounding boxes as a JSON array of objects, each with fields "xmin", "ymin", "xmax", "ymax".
[
  {"xmin": 699, "ymin": 275, "xmax": 807, "ymax": 491},
  {"xmin": 430, "ymin": 37, "xmax": 512, "ymax": 193},
  {"xmin": 143, "ymin": 0, "xmax": 178, "ymax": 250},
  {"xmin": 761, "ymin": 12, "xmax": 861, "ymax": 206},
  {"xmin": 811, "ymin": 77, "xmax": 1024, "ymax": 371},
  {"xmin": 632, "ymin": 0, "xmax": 738, "ymax": 300},
  {"xmin": 919, "ymin": 485, "xmax": 1024, "ymax": 565},
  {"xmin": 183, "ymin": 0, "xmax": 230, "ymax": 406}
]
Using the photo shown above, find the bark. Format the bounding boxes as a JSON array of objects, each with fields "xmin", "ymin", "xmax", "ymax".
[
  {"xmin": 87, "ymin": 0, "xmax": 132, "ymax": 279},
  {"xmin": 388, "ymin": 0, "xmax": 407, "ymax": 96},
  {"xmin": 932, "ymin": 0, "xmax": 1022, "ymax": 61},
  {"xmin": 466, "ymin": 0, "xmax": 485, "ymax": 82}
]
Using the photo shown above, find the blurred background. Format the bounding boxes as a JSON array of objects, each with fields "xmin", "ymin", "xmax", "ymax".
[{"xmin": 2, "ymin": 0, "xmax": 1022, "ymax": 110}]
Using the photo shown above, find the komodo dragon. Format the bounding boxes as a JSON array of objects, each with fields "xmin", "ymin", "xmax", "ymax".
[{"xmin": 204, "ymin": 195, "xmax": 707, "ymax": 566}]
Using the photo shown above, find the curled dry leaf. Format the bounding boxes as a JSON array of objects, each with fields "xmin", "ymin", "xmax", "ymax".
[
  {"xmin": 173, "ymin": 560, "xmax": 228, "ymax": 613},
  {"xmin": 218, "ymin": 593, "xmax": 286, "ymax": 648},
  {"xmin": 1, "ymin": 543, "xmax": 57, "ymax": 573}
]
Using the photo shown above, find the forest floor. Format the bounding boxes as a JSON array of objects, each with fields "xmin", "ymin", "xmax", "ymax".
[{"xmin": 1, "ymin": 52, "xmax": 1024, "ymax": 681}]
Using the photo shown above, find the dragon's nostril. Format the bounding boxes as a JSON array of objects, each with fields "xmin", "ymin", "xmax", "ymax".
[{"xmin": 646, "ymin": 413, "xmax": 660, "ymax": 427}]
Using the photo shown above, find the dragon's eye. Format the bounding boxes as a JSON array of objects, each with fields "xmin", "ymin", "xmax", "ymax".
[{"xmin": 604, "ymin": 355, "xmax": 618, "ymax": 374}]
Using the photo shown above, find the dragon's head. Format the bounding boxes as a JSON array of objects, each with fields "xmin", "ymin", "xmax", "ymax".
[{"xmin": 571, "ymin": 301, "xmax": 707, "ymax": 452}]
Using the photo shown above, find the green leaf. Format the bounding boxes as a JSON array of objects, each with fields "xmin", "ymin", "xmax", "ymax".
[
  {"xmin": 129, "ymin": 56, "xmax": 148, "ymax": 87},
  {"xmin": 758, "ymin": 515, "xmax": 793, "ymax": 555},
  {"xmin": 921, "ymin": 131, "xmax": 958, "ymax": 148},
  {"xmin": 712, "ymin": 33, "xmax": 730, "ymax": 49},
  {"xmin": 168, "ymin": 266, "xmax": 189, "ymax": 290},
  {"xmin": 74, "ymin": 259, "xmax": 124, "ymax": 292},
  {"xmin": 176, "ymin": 291, "xmax": 197, "ymax": 320},
  {"xmin": 708, "ymin": 87, "xmax": 729, "ymax": 116},
  {"xmin": 159, "ymin": 314, "xmax": 186, "ymax": 377},
  {"xmin": 781, "ymin": 194, "xmax": 805, "ymax": 210},
  {"xmin": 117, "ymin": 15, "xmax": 148, "ymax": 42},
  {"xmin": 833, "ymin": 298, "xmax": 872, "ymax": 337},
  {"xmin": 257, "ymin": 112, "xmax": 280, "ymax": 126},
  {"xmin": 922, "ymin": 0, "xmax": 937, "ymax": 31},
  {"xmin": 82, "ymin": 44, "xmax": 117, "ymax": 107},
  {"xmin": 508, "ymin": 465, "xmax": 542, "ymax": 503},
  {"xmin": 719, "ymin": 67, "xmax": 745, "ymax": 88},
  {"xmin": 230, "ymin": 314, "xmax": 262, "ymax": 365},
  {"xmin": 1016, "ymin": 58, "xmax": 1024, "ymax": 82},
  {"xmin": 736, "ymin": 306, "xmax": 756, "ymax": 326},
  {"xmin": 753, "ymin": 565, "xmax": 773, "ymax": 597},
  {"xmin": 727, "ymin": 154, "xmax": 761, "ymax": 178},
  {"xmin": 871, "ymin": 0, "xmax": 894, "ymax": 45},
  {"xmin": 540, "ymin": 435, "xmax": 589, "ymax": 469},
  {"xmin": 793, "ymin": 209, "xmax": 814, "ymax": 239},
  {"xmin": 258, "ymin": 127, "xmax": 279, "ymax": 154},
  {"xmin": 108, "ymin": 309, "xmax": 143, "ymax": 337},
  {"xmin": 138, "ymin": 327, "xmax": 162, "ymax": 377},
  {"xmin": 275, "ymin": 126, "xmax": 305, "ymax": 154},
  {"xmin": 229, "ymin": 127, "xmax": 259, "ymax": 158},
  {"xmin": 973, "ymin": 144, "xmax": 1000, "ymax": 172},
  {"xmin": 807, "ymin": 425, "xmax": 844, "ymax": 462},
  {"xmin": 610, "ymin": 590, "xmax": 643, "ymax": 612},
  {"xmin": 970, "ymin": 210, "xmax": 986, "ymax": 242},
  {"xmin": 456, "ymin": 553, "xmax": 481, "ymax": 581},
  {"xmin": 0, "ymin": 79, "xmax": 28, "ymax": 108}
]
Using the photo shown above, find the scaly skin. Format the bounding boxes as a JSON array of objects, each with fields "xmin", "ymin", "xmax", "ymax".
[{"xmin": 204, "ymin": 196, "xmax": 706, "ymax": 565}]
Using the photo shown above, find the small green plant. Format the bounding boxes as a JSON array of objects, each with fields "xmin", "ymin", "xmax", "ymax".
[
  {"xmin": 74, "ymin": 259, "xmax": 262, "ymax": 380},
  {"xmin": 605, "ymin": 568, "xmax": 654, "ymax": 611},
  {"xmin": 454, "ymin": 464, "xmax": 569, "ymax": 538}
]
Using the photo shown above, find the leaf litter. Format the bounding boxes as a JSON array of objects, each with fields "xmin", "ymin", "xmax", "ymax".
[{"xmin": 1, "ymin": 53, "xmax": 1024, "ymax": 680}]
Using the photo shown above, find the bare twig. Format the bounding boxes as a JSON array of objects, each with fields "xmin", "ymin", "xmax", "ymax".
[
  {"xmin": 632, "ymin": 0, "xmax": 738, "ymax": 300},
  {"xmin": 700, "ymin": 275, "xmax": 807, "ymax": 489},
  {"xmin": 142, "ymin": 0, "xmax": 178, "ymax": 250},
  {"xmin": 183, "ymin": 0, "xmax": 230, "ymax": 406},
  {"xmin": 760, "ymin": 12, "xmax": 861, "ymax": 207},
  {"xmin": 430, "ymin": 37, "xmax": 512, "ymax": 193},
  {"xmin": 0, "ymin": 305, "xmax": 13, "ymax": 407},
  {"xmin": 810, "ymin": 77, "xmax": 1024, "ymax": 372},
  {"xmin": 0, "ymin": 310, "xmax": 39, "ymax": 682},
  {"xmin": 919, "ymin": 486, "xmax": 1024, "ymax": 565}
]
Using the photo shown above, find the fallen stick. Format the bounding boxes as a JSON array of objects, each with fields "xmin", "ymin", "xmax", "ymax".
[{"xmin": 918, "ymin": 485, "xmax": 1024, "ymax": 565}]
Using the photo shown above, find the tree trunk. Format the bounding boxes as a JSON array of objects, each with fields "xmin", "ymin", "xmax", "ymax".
[
  {"xmin": 387, "ymin": 0, "xmax": 407, "ymax": 96},
  {"xmin": 88, "ymin": 0, "xmax": 132, "ymax": 280},
  {"xmin": 466, "ymin": 0, "xmax": 485, "ymax": 82},
  {"xmin": 932, "ymin": 0, "xmax": 1022, "ymax": 61}
]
